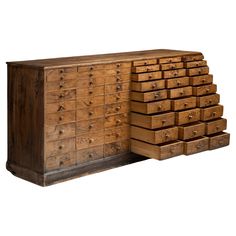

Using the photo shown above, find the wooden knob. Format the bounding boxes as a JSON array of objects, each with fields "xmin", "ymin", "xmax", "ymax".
[
  {"xmin": 212, "ymin": 112, "xmax": 217, "ymax": 116},
  {"xmin": 208, "ymin": 100, "xmax": 212, "ymax": 104},
  {"xmin": 158, "ymin": 105, "xmax": 162, "ymax": 110},
  {"xmin": 89, "ymin": 100, "xmax": 93, "ymax": 105},
  {"xmin": 171, "ymin": 66, "xmax": 175, "ymax": 69},
  {"xmin": 152, "ymin": 83, "xmax": 157, "ymax": 88},
  {"xmin": 59, "ymin": 116, "xmax": 63, "ymax": 121},
  {"xmin": 177, "ymin": 81, "xmax": 181, "ymax": 86},
  {"xmin": 59, "ymin": 94, "xmax": 64, "ymax": 99},
  {"xmin": 144, "ymin": 62, "xmax": 147, "ymax": 65},
  {"xmin": 148, "ymin": 75, "xmax": 152, "ymax": 79},
  {"xmin": 165, "ymin": 134, "xmax": 169, "ymax": 139},
  {"xmin": 60, "ymin": 76, "xmax": 64, "ymax": 80},
  {"xmin": 88, "ymin": 153, "xmax": 93, "ymax": 158},
  {"xmin": 116, "ymin": 85, "xmax": 121, "ymax": 90},
  {"xmin": 154, "ymin": 93, "xmax": 160, "ymax": 98},
  {"xmin": 59, "ymin": 161, "xmax": 64, "ymax": 166},
  {"xmin": 89, "ymin": 124, "xmax": 93, "ymax": 129},
  {"xmin": 184, "ymin": 103, "xmax": 188, "ymax": 107},
  {"xmin": 162, "ymin": 120, "xmax": 166, "ymax": 124},
  {"xmin": 116, "ymin": 63, "xmax": 121, "ymax": 68},
  {"xmin": 206, "ymin": 88, "xmax": 210, "ymax": 93},
  {"xmin": 59, "ymin": 130, "xmax": 64, "ymax": 135},
  {"xmin": 116, "ymin": 145, "xmax": 121, "ymax": 150},
  {"xmin": 59, "ymin": 69, "xmax": 64, "ymax": 73},
  {"xmin": 89, "ymin": 90, "xmax": 93, "ymax": 94},
  {"xmin": 89, "ymin": 66, "xmax": 93, "ymax": 71},
  {"xmin": 192, "ymin": 130, "xmax": 198, "ymax": 135},
  {"xmin": 115, "ymin": 106, "xmax": 121, "ymax": 111},
  {"xmin": 216, "ymin": 126, "xmax": 220, "ymax": 130},
  {"xmin": 196, "ymin": 63, "xmax": 199, "ymax": 67},
  {"xmin": 116, "ymin": 119, "xmax": 121, "ymax": 124},
  {"xmin": 89, "ymin": 73, "xmax": 93, "ymax": 77},
  {"xmin": 59, "ymin": 82, "xmax": 64, "ymax": 88},
  {"xmin": 89, "ymin": 111, "xmax": 94, "ymax": 116},
  {"xmin": 116, "ymin": 94, "xmax": 121, "ymax": 100},
  {"xmin": 202, "ymin": 79, "xmax": 206, "ymax": 83},
  {"xmin": 116, "ymin": 76, "xmax": 121, "ymax": 82},
  {"xmin": 116, "ymin": 70, "xmax": 120, "ymax": 74},
  {"xmin": 188, "ymin": 115, "xmax": 193, "ymax": 119},
  {"xmin": 174, "ymin": 72, "xmax": 178, "ymax": 77},
  {"xmin": 58, "ymin": 145, "xmax": 64, "ymax": 150},
  {"xmin": 89, "ymin": 81, "xmax": 93, "ymax": 85},
  {"xmin": 89, "ymin": 138, "xmax": 94, "ymax": 143},
  {"xmin": 180, "ymin": 91, "xmax": 184, "ymax": 96},
  {"xmin": 58, "ymin": 105, "xmax": 65, "ymax": 111},
  {"xmin": 198, "ymin": 70, "xmax": 201, "ymax": 74}
]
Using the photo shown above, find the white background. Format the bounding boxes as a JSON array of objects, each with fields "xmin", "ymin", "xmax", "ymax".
[{"xmin": 0, "ymin": 0, "xmax": 235, "ymax": 235}]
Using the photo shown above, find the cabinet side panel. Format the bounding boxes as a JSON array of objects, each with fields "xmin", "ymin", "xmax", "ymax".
[{"xmin": 7, "ymin": 65, "xmax": 44, "ymax": 174}]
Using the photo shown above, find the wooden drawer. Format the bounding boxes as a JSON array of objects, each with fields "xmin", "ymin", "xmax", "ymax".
[
  {"xmin": 193, "ymin": 84, "xmax": 217, "ymax": 96},
  {"xmin": 178, "ymin": 122, "xmax": 205, "ymax": 140},
  {"xmin": 132, "ymin": 59, "xmax": 157, "ymax": 67},
  {"xmin": 105, "ymin": 92, "xmax": 129, "ymax": 104},
  {"xmin": 131, "ymin": 71, "xmax": 162, "ymax": 82},
  {"xmin": 160, "ymin": 62, "xmax": 184, "ymax": 71},
  {"xmin": 132, "ymin": 64, "xmax": 160, "ymax": 73},
  {"xmin": 46, "ymin": 111, "xmax": 76, "ymax": 125},
  {"xmin": 76, "ymin": 118, "xmax": 104, "ymax": 134},
  {"xmin": 104, "ymin": 139, "xmax": 130, "ymax": 157},
  {"xmin": 131, "ymin": 100, "xmax": 171, "ymax": 114},
  {"xmin": 77, "ymin": 106, "xmax": 104, "ymax": 121},
  {"xmin": 131, "ymin": 139, "xmax": 183, "ymax": 160},
  {"xmin": 46, "ymin": 79, "xmax": 77, "ymax": 91},
  {"xmin": 77, "ymin": 77, "xmax": 104, "ymax": 88},
  {"xmin": 131, "ymin": 126, "xmax": 178, "ymax": 144},
  {"xmin": 159, "ymin": 57, "xmax": 182, "ymax": 64},
  {"xmin": 176, "ymin": 108, "xmax": 200, "ymax": 125},
  {"xmin": 46, "ymin": 89, "xmax": 76, "ymax": 104},
  {"xmin": 46, "ymin": 67, "xmax": 77, "ymax": 82},
  {"xmin": 46, "ymin": 138, "xmax": 76, "ymax": 158},
  {"xmin": 189, "ymin": 74, "xmax": 213, "ymax": 86},
  {"xmin": 76, "ymin": 131, "xmax": 104, "ymax": 150},
  {"xmin": 77, "ymin": 86, "xmax": 104, "ymax": 97},
  {"xmin": 208, "ymin": 132, "xmax": 230, "ymax": 150},
  {"xmin": 77, "ymin": 145, "xmax": 104, "ymax": 164},
  {"xmin": 182, "ymin": 54, "xmax": 204, "ymax": 62},
  {"xmin": 184, "ymin": 136, "xmax": 209, "ymax": 155},
  {"xmin": 104, "ymin": 113, "xmax": 129, "ymax": 128},
  {"xmin": 205, "ymin": 118, "xmax": 227, "ymax": 135},
  {"xmin": 105, "ymin": 125, "xmax": 130, "ymax": 144},
  {"xmin": 105, "ymin": 74, "xmax": 130, "ymax": 84},
  {"xmin": 187, "ymin": 66, "xmax": 209, "ymax": 76},
  {"xmin": 200, "ymin": 105, "xmax": 223, "ymax": 121},
  {"xmin": 131, "ymin": 90, "xmax": 167, "ymax": 102},
  {"xmin": 46, "ymin": 100, "xmax": 76, "ymax": 114},
  {"xmin": 105, "ymin": 82, "xmax": 130, "ymax": 94},
  {"xmin": 77, "ymin": 95, "xmax": 104, "ymax": 109},
  {"xmin": 171, "ymin": 96, "xmax": 196, "ymax": 111},
  {"xmin": 46, "ymin": 123, "xmax": 76, "ymax": 141},
  {"xmin": 45, "ymin": 152, "xmax": 76, "ymax": 171},
  {"xmin": 196, "ymin": 94, "xmax": 220, "ymax": 108},
  {"xmin": 184, "ymin": 60, "xmax": 207, "ymax": 68},
  {"xmin": 131, "ymin": 112, "xmax": 175, "ymax": 129},
  {"xmin": 131, "ymin": 80, "xmax": 165, "ymax": 92},
  {"xmin": 163, "ymin": 69, "xmax": 186, "ymax": 79},
  {"xmin": 105, "ymin": 101, "xmax": 129, "ymax": 116},
  {"xmin": 166, "ymin": 76, "xmax": 189, "ymax": 89},
  {"xmin": 168, "ymin": 86, "xmax": 192, "ymax": 99}
]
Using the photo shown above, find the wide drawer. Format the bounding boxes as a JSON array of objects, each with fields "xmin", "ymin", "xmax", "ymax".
[
  {"xmin": 166, "ymin": 76, "xmax": 189, "ymax": 89},
  {"xmin": 130, "ymin": 112, "xmax": 175, "ymax": 129},
  {"xmin": 159, "ymin": 56, "xmax": 182, "ymax": 64},
  {"xmin": 105, "ymin": 82, "xmax": 130, "ymax": 94},
  {"xmin": 184, "ymin": 60, "xmax": 207, "ymax": 68},
  {"xmin": 171, "ymin": 96, "xmax": 196, "ymax": 111},
  {"xmin": 131, "ymin": 90, "xmax": 167, "ymax": 102},
  {"xmin": 182, "ymin": 54, "xmax": 204, "ymax": 62},
  {"xmin": 175, "ymin": 108, "xmax": 201, "ymax": 125},
  {"xmin": 184, "ymin": 136, "xmax": 209, "ymax": 155},
  {"xmin": 132, "ymin": 59, "xmax": 157, "ymax": 67},
  {"xmin": 105, "ymin": 125, "xmax": 130, "ymax": 144},
  {"xmin": 205, "ymin": 118, "xmax": 227, "ymax": 135},
  {"xmin": 131, "ymin": 80, "xmax": 165, "ymax": 92},
  {"xmin": 192, "ymin": 84, "xmax": 217, "ymax": 96},
  {"xmin": 46, "ymin": 100, "xmax": 76, "ymax": 114},
  {"xmin": 178, "ymin": 122, "xmax": 205, "ymax": 140},
  {"xmin": 163, "ymin": 69, "xmax": 186, "ymax": 79},
  {"xmin": 131, "ymin": 139, "xmax": 184, "ymax": 160},
  {"xmin": 160, "ymin": 62, "xmax": 184, "ymax": 71},
  {"xmin": 104, "ymin": 113, "xmax": 129, "ymax": 128},
  {"xmin": 200, "ymin": 105, "xmax": 223, "ymax": 121},
  {"xmin": 131, "ymin": 71, "xmax": 162, "ymax": 82},
  {"xmin": 189, "ymin": 74, "xmax": 213, "ymax": 86},
  {"xmin": 105, "ymin": 92, "xmax": 129, "ymax": 104},
  {"xmin": 132, "ymin": 64, "xmax": 160, "ymax": 73},
  {"xmin": 104, "ymin": 139, "xmax": 130, "ymax": 157},
  {"xmin": 187, "ymin": 66, "xmax": 209, "ymax": 76},
  {"xmin": 105, "ymin": 101, "xmax": 129, "ymax": 116},
  {"xmin": 208, "ymin": 132, "xmax": 230, "ymax": 150},
  {"xmin": 196, "ymin": 94, "xmax": 220, "ymax": 108},
  {"xmin": 77, "ymin": 145, "xmax": 104, "ymax": 164},
  {"xmin": 168, "ymin": 86, "xmax": 192, "ymax": 99},
  {"xmin": 77, "ymin": 106, "xmax": 104, "ymax": 121},
  {"xmin": 46, "ymin": 89, "xmax": 76, "ymax": 104},
  {"xmin": 77, "ymin": 118, "xmax": 104, "ymax": 134},
  {"xmin": 46, "ymin": 111, "xmax": 76, "ymax": 125}
]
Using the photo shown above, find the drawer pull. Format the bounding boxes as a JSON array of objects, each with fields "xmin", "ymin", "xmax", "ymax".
[
  {"xmin": 88, "ymin": 153, "xmax": 93, "ymax": 158},
  {"xmin": 89, "ymin": 66, "xmax": 93, "ymax": 71},
  {"xmin": 58, "ymin": 105, "xmax": 65, "ymax": 111},
  {"xmin": 168, "ymin": 59, "xmax": 172, "ymax": 63},
  {"xmin": 89, "ymin": 81, "xmax": 93, "ymax": 86},
  {"xmin": 216, "ymin": 126, "xmax": 220, "ymax": 130},
  {"xmin": 89, "ymin": 138, "xmax": 94, "ymax": 143},
  {"xmin": 89, "ymin": 100, "xmax": 93, "ymax": 105},
  {"xmin": 198, "ymin": 69, "xmax": 202, "ymax": 74},
  {"xmin": 212, "ymin": 112, "xmax": 217, "ymax": 117},
  {"xmin": 116, "ymin": 94, "xmax": 121, "ymax": 100},
  {"xmin": 152, "ymin": 83, "xmax": 157, "ymax": 88},
  {"xmin": 174, "ymin": 73, "xmax": 178, "ymax": 77},
  {"xmin": 89, "ymin": 124, "xmax": 93, "ymax": 129},
  {"xmin": 115, "ymin": 133, "xmax": 120, "ymax": 138},
  {"xmin": 59, "ymin": 130, "xmax": 64, "ymax": 135},
  {"xmin": 149, "ymin": 75, "xmax": 153, "ymax": 79},
  {"xmin": 179, "ymin": 91, "xmax": 184, "ymax": 96},
  {"xmin": 58, "ymin": 145, "xmax": 64, "ymax": 150},
  {"xmin": 184, "ymin": 103, "xmax": 188, "ymax": 107},
  {"xmin": 59, "ymin": 69, "xmax": 64, "ymax": 73},
  {"xmin": 116, "ymin": 76, "xmax": 121, "ymax": 82},
  {"xmin": 158, "ymin": 105, "xmax": 162, "ymax": 111},
  {"xmin": 202, "ymin": 79, "xmax": 206, "ymax": 83},
  {"xmin": 165, "ymin": 134, "xmax": 170, "ymax": 139},
  {"xmin": 116, "ymin": 119, "xmax": 121, "ymax": 125},
  {"xmin": 116, "ymin": 70, "xmax": 120, "ymax": 74},
  {"xmin": 162, "ymin": 120, "xmax": 166, "ymax": 124},
  {"xmin": 116, "ymin": 63, "xmax": 121, "ymax": 68},
  {"xmin": 154, "ymin": 93, "xmax": 160, "ymax": 98},
  {"xmin": 89, "ymin": 73, "xmax": 93, "ymax": 77},
  {"xmin": 60, "ymin": 76, "xmax": 64, "ymax": 80},
  {"xmin": 208, "ymin": 100, "xmax": 212, "ymax": 104},
  {"xmin": 116, "ymin": 145, "xmax": 121, "ymax": 150},
  {"xmin": 116, "ymin": 85, "xmax": 122, "ymax": 90},
  {"xmin": 192, "ymin": 130, "xmax": 198, "ymax": 136},
  {"xmin": 115, "ymin": 106, "xmax": 121, "ymax": 111},
  {"xmin": 171, "ymin": 66, "xmax": 175, "ymax": 69},
  {"xmin": 196, "ymin": 63, "xmax": 199, "ymax": 67},
  {"xmin": 188, "ymin": 115, "xmax": 193, "ymax": 119},
  {"xmin": 206, "ymin": 88, "xmax": 210, "ymax": 93},
  {"xmin": 89, "ymin": 111, "xmax": 94, "ymax": 116},
  {"xmin": 59, "ymin": 94, "xmax": 64, "ymax": 99},
  {"xmin": 144, "ymin": 62, "xmax": 147, "ymax": 65},
  {"xmin": 59, "ymin": 116, "xmax": 64, "ymax": 121},
  {"xmin": 177, "ymin": 81, "xmax": 181, "ymax": 86},
  {"xmin": 89, "ymin": 90, "xmax": 93, "ymax": 94},
  {"xmin": 59, "ymin": 82, "xmax": 64, "ymax": 88},
  {"xmin": 59, "ymin": 161, "xmax": 64, "ymax": 166}
]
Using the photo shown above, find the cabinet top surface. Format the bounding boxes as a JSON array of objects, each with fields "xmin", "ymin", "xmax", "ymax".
[{"xmin": 7, "ymin": 49, "xmax": 202, "ymax": 69}]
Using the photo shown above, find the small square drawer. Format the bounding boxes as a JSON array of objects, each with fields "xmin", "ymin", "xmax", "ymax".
[
  {"xmin": 46, "ymin": 67, "xmax": 77, "ymax": 82},
  {"xmin": 46, "ymin": 79, "xmax": 77, "ymax": 92},
  {"xmin": 131, "ymin": 139, "xmax": 184, "ymax": 160},
  {"xmin": 192, "ymin": 84, "xmax": 217, "ymax": 96},
  {"xmin": 178, "ymin": 122, "xmax": 205, "ymax": 140},
  {"xmin": 187, "ymin": 66, "xmax": 209, "ymax": 76},
  {"xmin": 77, "ymin": 95, "xmax": 104, "ymax": 109},
  {"xmin": 205, "ymin": 118, "xmax": 227, "ymax": 135},
  {"xmin": 131, "ymin": 71, "xmax": 162, "ymax": 82},
  {"xmin": 131, "ymin": 100, "xmax": 171, "ymax": 114},
  {"xmin": 77, "ymin": 85, "xmax": 105, "ymax": 97},
  {"xmin": 196, "ymin": 94, "xmax": 220, "ymax": 108},
  {"xmin": 131, "ymin": 126, "xmax": 178, "ymax": 144},
  {"xmin": 46, "ymin": 100, "xmax": 76, "ymax": 114},
  {"xmin": 160, "ymin": 62, "xmax": 184, "ymax": 71},
  {"xmin": 77, "ymin": 106, "xmax": 104, "ymax": 121},
  {"xmin": 46, "ymin": 89, "xmax": 76, "ymax": 104},
  {"xmin": 46, "ymin": 111, "xmax": 76, "ymax": 126},
  {"xmin": 105, "ymin": 82, "xmax": 130, "ymax": 94},
  {"xmin": 105, "ymin": 92, "xmax": 129, "ymax": 104},
  {"xmin": 131, "ymin": 90, "xmax": 167, "ymax": 102},
  {"xmin": 131, "ymin": 80, "xmax": 165, "ymax": 92},
  {"xmin": 189, "ymin": 74, "xmax": 213, "ymax": 86},
  {"xmin": 200, "ymin": 105, "xmax": 223, "ymax": 121},
  {"xmin": 166, "ymin": 76, "xmax": 189, "ymax": 89},
  {"xmin": 77, "ymin": 145, "xmax": 104, "ymax": 164},
  {"xmin": 132, "ymin": 64, "xmax": 160, "ymax": 73},
  {"xmin": 182, "ymin": 54, "xmax": 204, "ymax": 62},
  {"xmin": 131, "ymin": 112, "xmax": 175, "ymax": 129},
  {"xmin": 159, "ymin": 57, "xmax": 182, "ymax": 64},
  {"xmin": 104, "ymin": 139, "xmax": 130, "ymax": 157},
  {"xmin": 104, "ymin": 125, "xmax": 130, "ymax": 144},
  {"xmin": 184, "ymin": 136, "xmax": 209, "ymax": 155},
  {"xmin": 132, "ymin": 59, "xmax": 157, "ymax": 67},
  {"xmin": 105, "ymin": 101, "xmax": 129, "ymax": 116},
  {"xmin": 208, "ymin": 132, "xmax": 230, "ymax": 150},
  {"xmin": 104, "ymin": 113, "xmax": 129, "ymax": 128},
  {"xmin": 76, "ymin": 118, "xmax": 104, "ymax": 134},
  {"xmin": 171, "ymin": 96, "xmax": 196, "ymax": 111},
  {"xmin": 163, "ymin": 69, "xmax": 186, "ymax": 79},
  {"xmin": 168, "ymin": 86, "xmax": 192, "ymax": 99},
  {"xmin": 175, "ymin": 108, "xmax": 201, "ymax": 125},
  {"xmin": 184, "ymin": 60, "xmax": 207, "ymax": 68}
]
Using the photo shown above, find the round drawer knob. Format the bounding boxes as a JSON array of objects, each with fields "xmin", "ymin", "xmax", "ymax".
[
  {"xmin": 209, "ymin": 100, "xmax": 212, "ymax": 104},
  {"xmin": 116, "ymin": 63, "xmax": 121, "ymax": 68},
  {"xmin": 59, "ymin": 161, "xmax": 64, "ymax": 166},
  {"xmin": 59, "ymin": 94, "xmax": 64, "ymax": 99},
  {"xmin": 116, "ymin": 70, "xmax": 120, "ymax": 74},
  {"xmin": 89, "ymin": 90, "xmax": 93, "ymax": 94},
  {"xmin": 59, "ymin": 69, "xmax": 64, "ymax": 73},
  {"xmin": 206, "ymin": 88, "xmax": 210, "ymax": 93},
  {"xmin": 149, "ymin": 75, "xmax": 152, "ymax": 79},
  {"xmin": 216, "ymin": 126, "xmax": 220, "ymax": 130},
  {"xmin": 192, "ymin": 130, "xmax": 198, "ymax": 135},
  {"xmin": 60, "ymin": 76, "xmax": 64, "ymax": 80},
  {"xmin": 188, "ymin": 115, "xmax": 193, "ymax": 119},
  {"xmin": 58, "ymin": 145, "xmax": 64, "ymax": 150},
  {"xmin": 116, "ymin": 85, "xmax": 121, "ymax": 90},
  {"xmin": 196, "ymin": 63, "xmax": 199, "ymax": 67},
  {"xmin": 116, "ymin": 76, "xmax": 121, "ymax": 82},
  {"xmin": 59, "ymin": 82, "xmax": 64, "ymax": 88},
  {"xmin": 89, "ymin": 81, "xmax": 93, "ymax": 85},
  {"xmin": 144, "ymin": 62, "xmax": 147, "ymax": 65},
  {"xmin": 202, "ymin": 79, "xmax": 206, "ymax": 83},
  {"xmin": 177, "ymin": 81, "xmax": 181, "ymax": 86},
  {"xmin": 89, "ymin": 111, "xmax": 94, "ymax": 116},
  {"xmin": 152, "ymin": 83, "xmax": 157, "ymax": 88},
  {"xmin": 165, "ymin": 134, "xmax": 169, "ymax": 139},
  {"xmin": 89, "ymin": 124, "xmax": 93, "ymax": 129},
  {"xmin": 212, "ymin": 112, "xmax": 217, "ymax": 116},
  {"xmin": 89, "ymin": 73, "xmax": 93, "ymax": 77},
  {"xmin": 115, "ymin": 106, "xmax": 121, "ymax": 111},
  {"xmin": 158, "ymin": 105, "xmax": 162, "ymax": 110},
  {"xmin": 116, "ymin": 94, "xmax": 121, "ymax": 100},
  {"xmin": 184, "ymin": 103, "xmax": 188, "ymax": 107},
  {"xmin": 58, "ymin": 105, "xmax": 65, "ymax": 111},
  {"xmin": 116, "ymin": 119, "xmax": 121, "ymax": 124},
  {"xmin": 162, "ymin": 120, "xmax": 166, "ymax": 124},
  {"xmin": 59, "ymin": 116, "xmax": 64, "ymax": 121},
  {"xmin": 89, "ymin": 66, "xmax": 94, "ymax": 71},
  {"xmin": 59, "ymin": 130, "xmax": 64, "ymax": 135},
  {"xmin": 154, "ymin": 93, "xmax": 160, "ymax": 98},
  {"xmin": 89, "ymin": 153, "xmax": 93, "ymax": 158},
  {"xmin": 198, "ymin": 70, "xmax": 202, "ymax": 74},
  {"xmin": 89, "ymin": 138, "xmax": 94, "ymax": 143},
  {"xmin": 89, "ymin": 100, "xmax": 93, "ymax": 105},
  {"xmin": 171, "ymin": 66, "xmax": 175, "ymax": 69},
  {"xmin": 174, "ymin": 72, "xmax": 178, "ymax": 77},
  {"xmin": 180, "ymin": 91, "xmax": 184, "ymax": 96}
]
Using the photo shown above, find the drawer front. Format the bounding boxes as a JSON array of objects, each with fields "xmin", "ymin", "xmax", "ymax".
[
  {"xmin": 184, "ymin": 137, "xmax": 209, "ymax": 155},
  {"xmin": 159, "ymin": 141, "xmax": 184, "ymax": 160},
  {"xmin": 189, "ymin": 74, "xmax": 213, "ymax": 86},
  {"xmin": 200, "ymin": 105, "xmax": 223, "ymax": 121},
  {"xmin": 182, "ymin": 54, "xmax": 204, "ymax": 62},
  {"xmin": 131, "ymin": 71, "xmax": 162, "ymax": 82},
  {"xmin": 131, "ymin": 90, "xmax": 167, "ymax": 102},
  {"xmin": 105, "ymin": 101, "xmax": 129, "ymax": 116},
  {"xmin": 46, "ymin": 100, "xmax": 76, "ymax": 114},
  {"xmin": 46, "ymin": 89, "xmax": 76, "ymax": 104},
  {"xmin": 176, "ymin": 108, "xmax": 200, "ymax": 125},
  {"xmin": 187, "ymin": 66, "xmax": 209, "ymax": 76},
  {"xmin": 131, "ymin": 100, "xmax": 171, "ymax": 114},
  {"xmin": 105, "ymin": 92, "xmax": 129, "ymax": 104},
  {"xmin": 105, "ymin": 74, "xmax": 130, "ymax": 84},
  {"xmin": 104, "ymin": 113, "xmax": 129, "ymax": 128},
  {"xmin": 160, "ymin": 62, "xmax": 184, "ymax": 71},
  {"xmin": 76, "ymin": 131, "xmax": 104, "ymax": 150},
  {"xmin": 77, "ymin": 95, "xmax": 104, "ymax": 109},
  {"xmin": 77, "ymin": 77, "xmax": 104, "ymax": 88},
  {"xmin": 196, "ymin": 94, "xmax": 220, "ymax": 108},
  {"xmin": 105, "ymin": 82, "xmax": 130, "ymax": 94},
  {"xmin": 208, "ymin": 132, "xmax": 230, "ymax": 150},
  {"xmin": 77, "ymin": 145, "xmax": 104, "ymax": 164},
  {"xmin": 76, "ymin": 118, "xmax": 104, "ymax": 134},
  {"xmin": 131, "ymin": 112, "xmax": 175, "ymax": 129},
  {"xmin": 178, "ymin": 122, "xmax": 205, "ymax": 140},
  {"xmin": 46, "ymin": 123, "xmax": 76, "ymax": 141},
  {"xmin": 205, "ymin": 118, "xmax": 227, "ymax": 135},
  {"xmin": 46, "ymin": 138, "xmax": 76, "ymax": 158},
  {"xmin": 131, "ymin": 80, "xmax": 165, "ymax": 92},
  {"xmin": 132, "ymin": 64, "xmax": 160, "ymax": 73},
  {"xmin": 46, "ymin": 79, "xmax": 77, "ymax": 91},
  {"xmin": 45, "ymin": 152, "xmax": 76, "ymax": 171},
  {"xmin": 184, "ymin": 60, "xmax": 207, "ymax": 68},
  {"xmin": 159, "ymin": 57, "xmax": 182, "ymax": 64},
  {"xmin": 168, "ymin": 86, "xmax": 192, "ymax": 99},
  {"xmin": 163, "ymin": 69, "xmax": 186, "ymax": 79},
  {"xmin": 77, "ymin": 86, "xmax": 104, "ymax": 97},
  {"xmin": 77, "ymin": 106, "xmax": 104, "ymax": 121},
  {"xmin": 104, "ymin": 139, "xmax": 130, "ymax": 157},
  {"xmin": 46, "ymin": 67, "xmax": 77, "ymax": 82},
  {"xmin": 192, "ymin": 84, "xmax": 217, "ymax": 96},
  {"xmin": 46, "ymin": 111, "xmax": 76, "ymax": 125},
  {"xmin": 171, "ymin": 96, "xmax": 196, "ymax": 111},
  {"xmin": 104, "ymin": 126, "xmax": 130, "ymax": 144},
  {"xmin": 132, "ymin": 59, "xmax": 157, "ymax": 67},
  {"xmin": 166, "ymin": 76, "xmax": 189, "ymax": 89}
]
